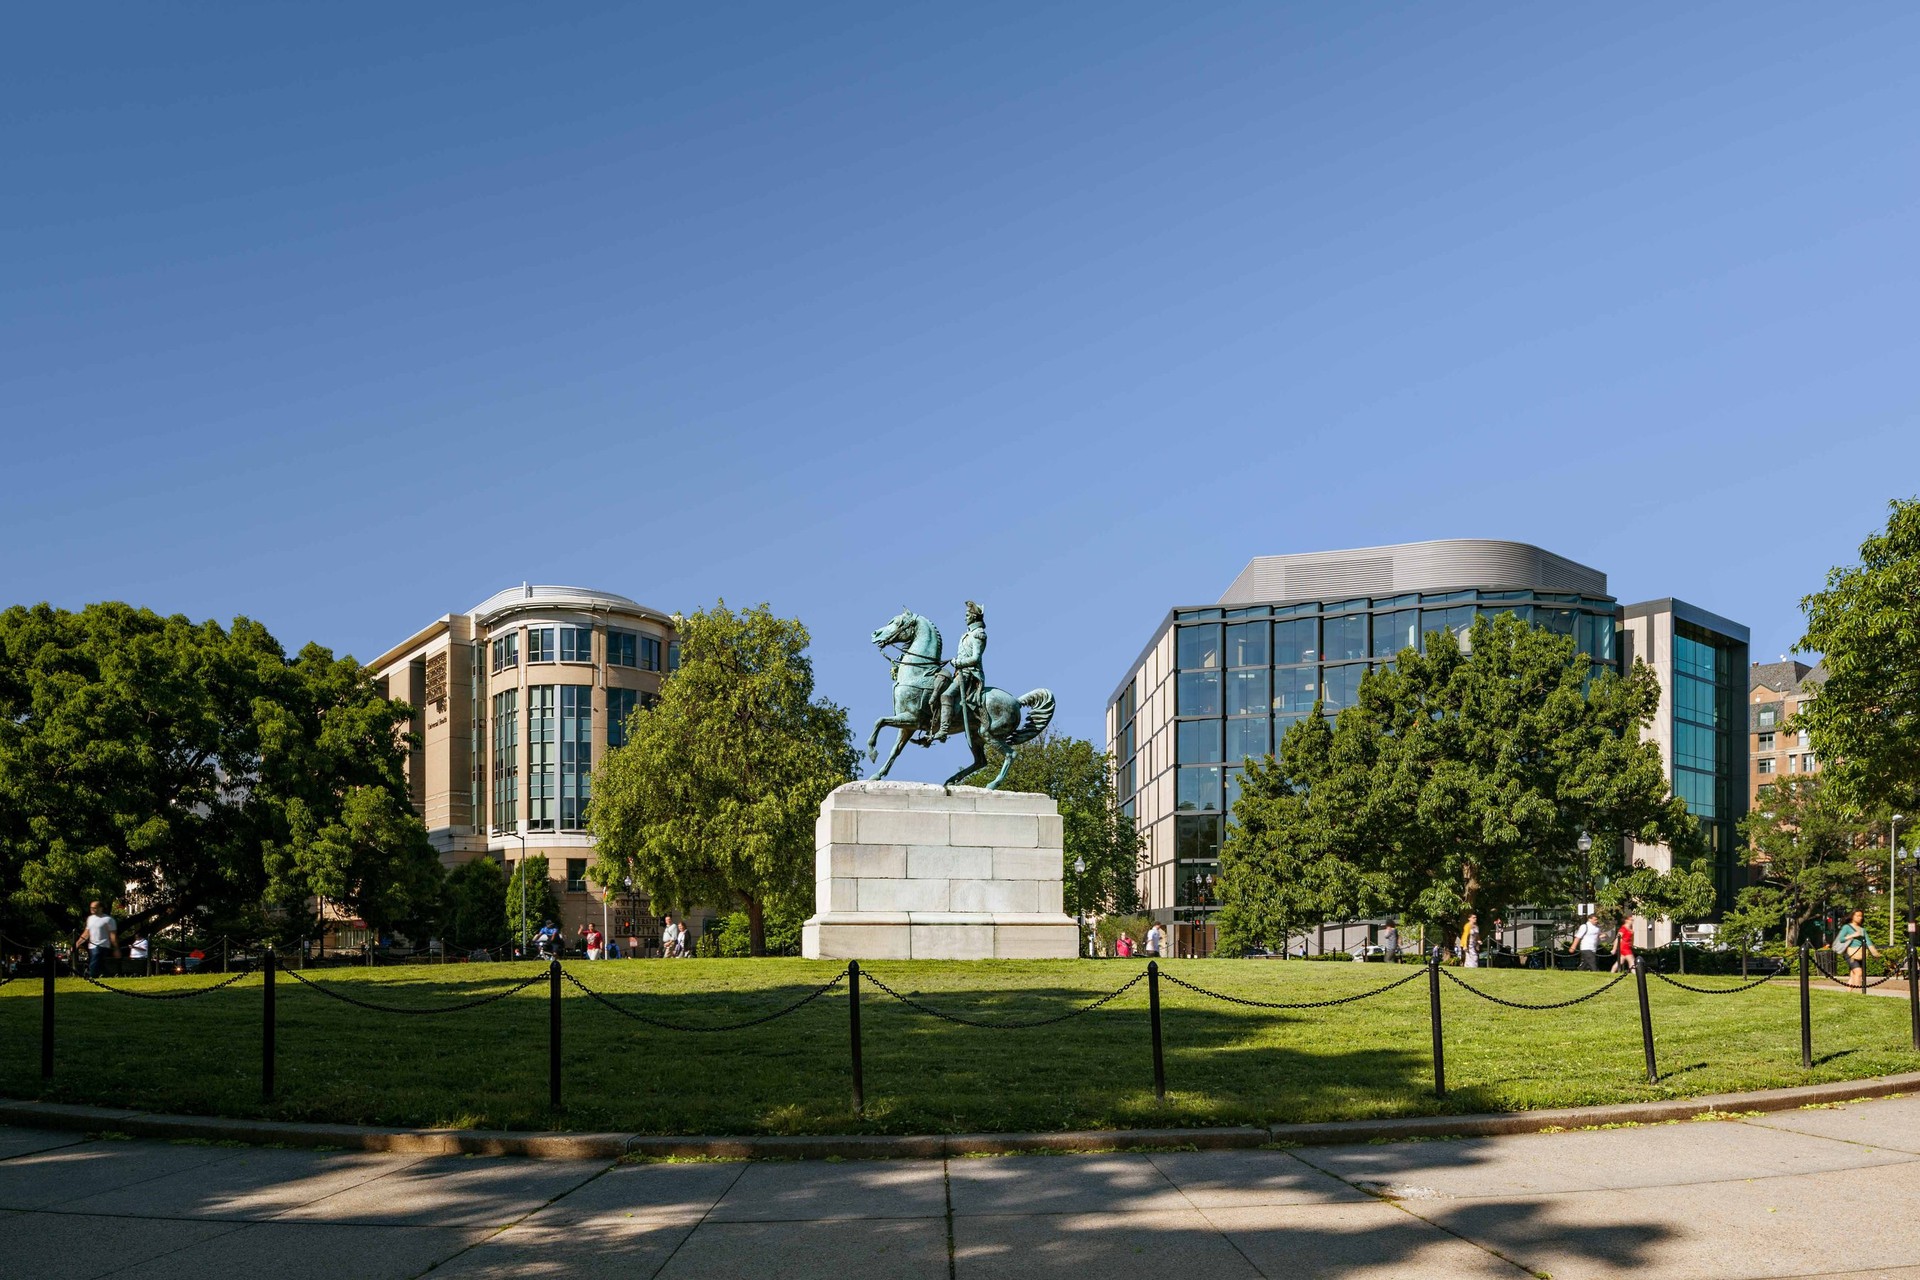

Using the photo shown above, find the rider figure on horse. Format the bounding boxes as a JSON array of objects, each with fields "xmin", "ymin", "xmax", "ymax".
[{"xmin": 934, "ymin": 601, "xmax": 986, "ymax": 742}]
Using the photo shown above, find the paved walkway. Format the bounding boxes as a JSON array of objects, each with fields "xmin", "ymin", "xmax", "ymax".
[{"xmin": 7, "ymin": 1094, "xmax": 1920, "ymax": 1279}]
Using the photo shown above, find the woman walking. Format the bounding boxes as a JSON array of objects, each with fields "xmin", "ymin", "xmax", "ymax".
[
  {"xmin": 1834, "ymin": 909, "xmax": 1882, "ymax": 991},
  {"xmin": 1611, "ymin": 916, "xmax": 1636, "ymax": 973},
  {"xmin": 1459, "ymin": 913, "xmax": 1481, "ymax": 967}
]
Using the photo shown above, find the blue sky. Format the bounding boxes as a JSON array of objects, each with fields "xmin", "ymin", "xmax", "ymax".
[{"xmin": 4, "ymin": 2, "xmax": 1916, "ymax": 758}]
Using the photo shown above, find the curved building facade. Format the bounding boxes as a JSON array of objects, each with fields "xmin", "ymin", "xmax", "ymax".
[
  {"xmin": 1107, "ymin": 541, "xmax": 1748, "ymax": 948},
  {"xmin": 366, "ymin": 585, "xmax": 687, "ymax": 951}
]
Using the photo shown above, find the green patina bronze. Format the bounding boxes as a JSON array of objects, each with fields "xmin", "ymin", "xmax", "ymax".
[{"xmin": 866, "ymin": 603, "xmax": 1056, "ymax": 789}]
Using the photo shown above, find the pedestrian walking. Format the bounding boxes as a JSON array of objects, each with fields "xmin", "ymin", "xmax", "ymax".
[
  {"xmin": 661, "ymin": 915, "xmax": 682, "ymax": 959},
  {"xmin": 1115, "ymin": 932, "xmax": 1135, "ymax": 958},
  {"xmin": 1380, "ymin": 920, "xmax": 1402, "ymax": 963},
  {"xmin": 78, "ymin": 901, "xmax": 119, "ymax": 978},
  {"xmin": 584, "ymin": 925, "xmax": 603, "ymax": 960},
  {"xmin": 1144, "ymin": 922, "xmax": 1164, "ymax": 958},
  {"xmin": 1833, "ymin": 909, "xmax": 1882, "ymax": 991},
  {"xmin": 1571, "ymin": 913, "xmax": 1602, "ymax": 971},
  {"xmin": 1610, "ymin": 917, "xmax": 1636, "ymax": 973},
  {"xmin": 1459, "ymin": 913, "xmax": 1481, "ymax": 967}
]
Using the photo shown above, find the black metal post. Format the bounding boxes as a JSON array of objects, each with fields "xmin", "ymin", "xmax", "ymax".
[
  {"xmin": 1147, "ymin": 960, "xmax": 1166, "ymax": 1102},
  {"xmin": 40, "ymin": 944, "xmax": 55, "ymax": 1081},
  {"xmin": 262, "ymin": 948, "xmax": 276, "ymax": 1102},
  {"xmin": 847, "ymin": 959, "xmax": 865, "ymax": 1117},
  {"xmin": 1799, "ymin": 945, "xmax": 1813, "ymax": 1070},
  {"xmin": 1427, "ymin": 950, "xmax": 1446, "ymax": 1098},
  {"xmin": 1906, "ymin": 916, "xmax": 1918, "ymax": 1054},
  {"xmin": 548, "ymin": 958, "xmax": 562, "ymax": 1110},
  {"xmin": 1634, "ymin": 960, "xmax": 1658, "ymax": 1083}
]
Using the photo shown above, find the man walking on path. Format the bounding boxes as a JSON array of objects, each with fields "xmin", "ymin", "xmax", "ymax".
[
  {"xmin": 1144, "ymin": 921, "xmax": 1164, "ymax": 958},
  {"xmin": 1834, "ymin": 909, "xmax": 1882, "ymax": 991},
  {"xmin": 78, "ymin": 901, "xmax": 118, "ymax": 978},
  {"xmin": 1571, "ymin": 913, "xmax": 1602, "ymax": 971}
]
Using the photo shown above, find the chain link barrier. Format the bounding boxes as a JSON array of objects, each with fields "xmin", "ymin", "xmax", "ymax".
[
  {"xmin": 283, "ymin": 965, "xmax": 547, "ymax": 1014},
  {"xmin": 1809, "ymin": 948, "xmax": 1910, "ymax": 990},
  {"xmin": 1160, "ymin": 964, "xmax": 1425, "ymax": 1010},
  {"xmin": 561, "ymin": 964, "xmax": 849, "ymax": 1032},
  {"xmin": 1650, "ymin": 960, "xmax": 1793, "ymax": 994},
  {"xmin": 861, "ymin": 967, "xmax": 1147, "ymax": 1029},
  {"xmin": 1441, "ymin": 965, "xmax": 1631, "ymax": 1009},
  {"xmin": 76, "ymin": 970, "xmax": 253, "ymax": 1000}
]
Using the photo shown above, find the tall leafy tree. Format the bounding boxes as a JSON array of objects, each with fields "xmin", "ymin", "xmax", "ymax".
[
  {"xmin": 1218, "ymin": 612, "xmax": 1697, "ymax": 950},
  {"xmin": 0, "ymin": 602, "xmax": 438, "ymax": 942},
  {"xmin": 589, "ymin": 601, "xmax": 856, "ymax": 955},
  {"xmin": 443, "ymin": 856, "xmax": 510, "ymax": 952},
  {"xmin": 1798, "ymin": 497, "xmax": 1920, "ymax": 816},
  {"xmin": 964, "ymin": 734, "xmax": 1145, "ymax": 935},
  {"xmin": 504, "ymin": 853, "xmax": 560, "ymax": 949},
  {"xmin": 1726, "ymin": 776, "xmax": 1877, "ymax": 949}
]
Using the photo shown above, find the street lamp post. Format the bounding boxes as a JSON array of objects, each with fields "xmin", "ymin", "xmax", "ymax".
[{"xmin": 1073, "ymin": 855, "xmax": 1087, "ymax": 958}]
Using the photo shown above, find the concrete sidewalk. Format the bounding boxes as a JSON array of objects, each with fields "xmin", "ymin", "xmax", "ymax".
[{"xmin": 5, "ymin": 1095, "xmax": 1920, "ymax": 1279}]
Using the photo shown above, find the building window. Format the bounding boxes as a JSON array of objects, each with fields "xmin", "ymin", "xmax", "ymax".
[
  {"xmin": 528, "ymin": 627, "xmax": 555, "ymax": 664},
  {"xmin": 1758, "ymin": 706, "xmax": 1778, "ymax": 729},
  {"xmin": 1226, "ymin": 716, "xmax": 1269, "ymax": 761},
  {"xmin": 1373, "ymin": 610, "xmax": 1417, "ymax": 658},
  {"xmin": 1274, "ymin": 665, "xmax": 1319, "ymax": 714},
  {"xmin": 491, "ymin": 633, "xmax": 519, "ymax": 673},
  {"xmin": 608, "ymin": 630, "xmax": 638, "ymax": 668},
  {"xmin": 1225, "ymin": 668, "xmax": 1269, "ymax": 717},
  {"xmin": 1756, "ymin": 757, "xmax": 1775, "ymax": 775},
  {"xmin": 1177, "ymin": 720, "xmax": 1222, "ymax": 764},
  {"xmin": 607, "ymin": 687, "xmax": 638, "ymax": 749},
  {"xmin": 1325, "ymin": 614, "xmax": 1368, "ymax": 662},
  {"xmin": 1757, "ymin": 732, "xmax": 1774, "ymax": 752},
  {"xmin": 566, "ymin": 858, "xmax": 588, "ymax": 893},
  {"xmin": 560, "ymin": 626, "xmax": 592, "ymax": 663},
  {"xmin": 560, "ymin": 685, "xmax": 592, "ymax": 830},
  {"xmin": 1177, "ymin": 624, "xmax": 1222, "ymax": 671},
  {"xmin": 1177, "ymin": 766, "xmax": 1222, "ymax": 812},
  {"xmin": 527, "ymin": 686, "xmax": 556, "ymax": 831},
  {"xmin": 1796, "ymin": 728, "xmax": 1810, "ymax": 749},
  {"xmin": 1274, "ymin": 618, "xmax": 1318, "ymax": 665},
  {"xmin": 1802, "ymin": 752, "xmax": 1816, "ymax": 771},
  {"xmin": 1177, "ymin": 671, "xmax": 1220, "ymax": 717},
  {"xmin": 639, "ymin": 636, "xmax": 663, "ymax": 671},
  {"xmin": 668, "ymin": 641, "xmax": 681, "ymax": 672},
  {"xmin": 491, "ymin": 689, "xmax": 518, "ymax": 833},
  {"xmin": 1322, "ymin": 663, "xmax": 1365, "ymax": 711},
  {"xmin": 1224, "ymin": 621, "xmax": 1268, "ymax": 667}
]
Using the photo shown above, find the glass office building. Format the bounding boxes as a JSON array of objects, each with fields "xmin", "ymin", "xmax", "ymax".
[{"xmin": 1107, "ymin": 541, "xmax": 1749, "ymax": 937}]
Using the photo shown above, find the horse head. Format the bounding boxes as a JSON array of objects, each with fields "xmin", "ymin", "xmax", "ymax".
[{"xmin": 871, "ymin": 607, "xmax": 918, "ymax": 650}]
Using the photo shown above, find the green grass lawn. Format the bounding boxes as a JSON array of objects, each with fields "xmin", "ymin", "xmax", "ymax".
[{"xmin": 2, "ymin": 959, "xmax": 1914, "ymax": 1135}]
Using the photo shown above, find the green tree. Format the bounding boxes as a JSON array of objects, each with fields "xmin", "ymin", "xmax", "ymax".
[
  {"xmin": 964, "ymin": 734, "xmax": 1144, "ymax": 937},
  {"xmin": 589, "ymin": 601, "xmax": 856, "ymax": 955},
  {"xmin": 1799, "ymin": 497, "xmax": 1920, "ymax": 816},
  {"xmin": 442, "ymin": 857, "xmax": 510, "ymax": 952},
  {"xmin": 0, "ymin": 602, "xmax": 435, "ymax": 943},
  {"xmin": 1599, "ymin": 860, "xmax": 1718, "ymax": 943},
  {"xmin": 504, "ymin": 854, "xmax": 560, "ymax": 951},
  {"xmin": 1218, "ymin": 612, "xmax": 1698, "ymax": 949},
  {"xmin": 1727, "ymin": 776, "xmax": 1876, "ymax": 949}
]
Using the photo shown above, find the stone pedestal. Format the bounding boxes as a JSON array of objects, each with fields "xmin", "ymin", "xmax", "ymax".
[{"xmin": 801, "ymin": 781, "xmax": 1079, "ymax": 960}]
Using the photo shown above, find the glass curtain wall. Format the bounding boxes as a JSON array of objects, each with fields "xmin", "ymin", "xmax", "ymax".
[
  {"xmin": 1154, "ymin": 589, "xmax": 1620, "ymax": 922},
  {"xmin": 560, "ymin": 685, "xmax": 592, "ymax": 830},
  {"xmin": 1672, "ymin": 620, "xmax": 1747, "ymax": 911},
  {"xmin": 490, "ymin": 689, "xmax": 518, "ymax": 834}
]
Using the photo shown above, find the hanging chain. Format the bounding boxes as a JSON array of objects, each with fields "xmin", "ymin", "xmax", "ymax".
[
  {"xmin": 1440, "ymin": 966, "xmax": 1631, "ymax": 1009},
  {"xmin": 1159, "ymin": 965, "xmax": 1425, "ymax": 1010},
  {"xmin": 860, "ymin": 968, "xmax": 1146, "ymax": 1029},
  {"xmin": 283, "ymin": 966, "xmax": 547, "ymax": 1014},
  {"xmin": 76, "ymin": 970, "xmax": 253, "ymax": 1000},
  {"xmin": 561, "ymin": 965, "xmax": 849, "ymax": 1032}
]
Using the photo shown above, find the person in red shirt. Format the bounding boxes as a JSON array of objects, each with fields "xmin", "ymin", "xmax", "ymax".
[{"xmin": 1611, "ymin": 917, "xmax": 1636, "ymax": 972}]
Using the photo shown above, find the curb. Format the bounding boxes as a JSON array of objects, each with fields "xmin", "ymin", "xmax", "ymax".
[{"xmin": 5, "ymin": 1071, "xmax": 1918, "ymax": 1162}]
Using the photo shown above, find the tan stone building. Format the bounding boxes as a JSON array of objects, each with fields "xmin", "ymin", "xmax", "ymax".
[
  {"xmin": 366, "ymin": 584, "xmax": 695, "ymax": 954},
  {"xmin": 1748, "ymin": 659, "xmax": 1827, "ymax": 805}
]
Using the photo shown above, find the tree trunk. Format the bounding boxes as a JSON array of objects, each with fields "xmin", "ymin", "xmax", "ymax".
[{"xmin": 745, "ymin": 895, "xmax": 766, "ymax": 957}]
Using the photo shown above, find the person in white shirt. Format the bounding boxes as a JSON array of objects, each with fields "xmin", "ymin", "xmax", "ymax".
[
  {"xmin": 1570, "ymin": 913, "xmax": 1603, "ymax": 971},
  {"xmin": 1144, "ymin": 923, "xmax": 1164, "ymax": 957},
  {"xmin": 79, "ymin": 901, "xmax": 118, "ymax": 978},
  {"xmin": 660, "ymin": 915, "xmax": 681, "ymax": 959}
]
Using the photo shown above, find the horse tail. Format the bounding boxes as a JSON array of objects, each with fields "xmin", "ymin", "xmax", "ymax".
[{"xmin": 1008, "ymin": 689, "xmax": 1054, "ymax": 745}]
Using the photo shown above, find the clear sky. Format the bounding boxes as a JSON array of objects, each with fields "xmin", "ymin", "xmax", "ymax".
[{"xmin": 4, "ymin": 2, "xmax": 1916, "ymax": 760}]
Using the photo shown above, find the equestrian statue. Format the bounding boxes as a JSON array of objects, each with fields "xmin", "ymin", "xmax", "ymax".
[{"xmin": 866, "ymin": 602, "xmax": 1055, "ymax": 789}]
